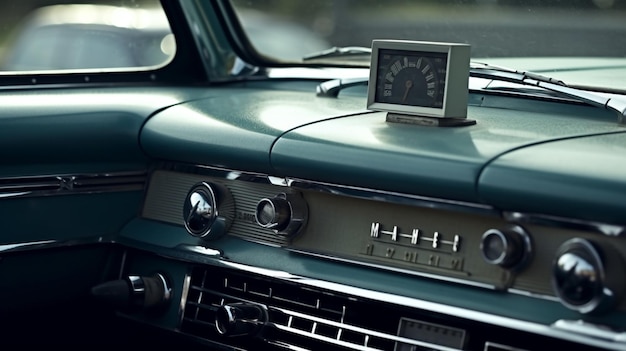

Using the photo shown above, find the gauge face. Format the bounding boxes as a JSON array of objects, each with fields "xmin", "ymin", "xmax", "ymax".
[
  {"xmin": 375, "ymin": 49, "xmax": 447, "ymax": 108},
  {"xmin": 366, "ymin": 40, "xmax": 470, "ymax": 120}
]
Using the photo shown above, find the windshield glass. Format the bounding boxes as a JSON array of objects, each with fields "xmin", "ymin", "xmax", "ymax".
[
  {"xmin": 0, "ymin": 0, "xmax": 173, "ymax": 72},
  {"xmin": 231, "ymin": 0, "xmax": 626, "ymax": 90}
]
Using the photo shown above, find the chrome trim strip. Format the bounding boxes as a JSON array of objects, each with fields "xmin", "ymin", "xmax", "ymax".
[
  {"xmin": 0, "ymin": 171, "xmax": 146, "ymax": 199},
  {"xmin": 552, "ymin": 320, "xmax": 626, "ymax": 343},
  {"xmin": 180, "ymin": 274, "xmax": 192, "ymax": 327},
  {"xmin": 287, "ymin": 248, "xmax": 497, "ymax": 290},
  {"xmin": 484, "ymin": 342, "xmax": 530, "ymax": 351},
  {"xmin": 0, "ymin": 240, "xmax": 57, "ymax": 252},
  {"xmin": 504, "ymin": 211, "xmax": 625, "ymax": 237},
  {"xmin": 507, "ymin": 288, "xmax": 560, "ymax": 303},
  {"xmin": 0, "ymin": 237, "xmax": 110, "ymax": 253}
]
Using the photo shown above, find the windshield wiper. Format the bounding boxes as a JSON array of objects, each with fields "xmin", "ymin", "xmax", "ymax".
[
  {"xmin": 316, "ymin": 61, "xmax": 626, "ymax": 125},
  {"xmin": 303, "ymin": 46, "xmax": 371, "ymax": 61},
  {"xmin": 470, "ymin": 62, "xmax": 626, "ymax": 125}
]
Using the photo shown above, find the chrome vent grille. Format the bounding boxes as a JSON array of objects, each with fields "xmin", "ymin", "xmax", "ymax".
[
  {"xmin": 0, "ymin": 171, "xmax": 146, "ymax": 198},
  {"xmin": 181, "ymin": 266, "xmax": 399, "ymax": 351},
  {"xmin": 179, "ymin": 265, "xmax": 602, "ymax": 351}
]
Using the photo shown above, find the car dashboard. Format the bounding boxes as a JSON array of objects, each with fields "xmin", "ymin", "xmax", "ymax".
[{"xmin": 1, "ymin": 2, "xmax": 626, "ymax": 350}]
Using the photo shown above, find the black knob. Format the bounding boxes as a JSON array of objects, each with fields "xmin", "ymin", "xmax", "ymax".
[
  {"xmin": 255, "ymin": 192, "xmax": 308, "ymax": 237},
  {"xmin": 215, "ymin": 302, "xmax": 268, "ymax": 337},
  {"xmin": 91, "ymin": 273, "xmax": 171, "ymax": 311},
  {"xmin": 255, "ymin": 196, "xmax": 291, "ymax": 231},
  {"xmin": 551, "ymin": 238, "xmax": 621, "ymax": 314},
  {"xmin": 480, "ymin": 225, "xmax": 532, "ymax": 270},
  {"xmin": 183, "ymin": 182, "xmax": 234, "ymax": 240}
]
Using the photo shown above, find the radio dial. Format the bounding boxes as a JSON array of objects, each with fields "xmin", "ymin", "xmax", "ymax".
[
  {"xmin": 552, "ymin": 238, "xmax": 624, "ymax": 314},
  {"xmin": 255, "ymin": 192, "xmax": 308, "ymax": 237},
  {"xmin": 480, "ymin": 226, "xmax": 532, "ymax": 270}
]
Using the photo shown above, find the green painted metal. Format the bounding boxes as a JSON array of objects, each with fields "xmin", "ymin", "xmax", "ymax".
[
  {"xmin": 479, "ymin": 132, "xmax": 626, "ymax": 225},
  {"xmin": 271, "ymin": 94, "xmax": 622, "ymax": 202},
  {"xmin": 0, "ymin": 86, "xmax": 210, "ymax": 176},
  {"xmin": 140, "ymin": 84, "xmax": 368, "ymax": 173},
  {"xmin": 0, "ymin": 191, "xmax": 144, "ymax": 243}
]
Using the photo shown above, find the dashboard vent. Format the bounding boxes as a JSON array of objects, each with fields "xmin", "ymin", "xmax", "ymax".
[
  {"xmin": 180, "ymin": 264, "xmax": 605, "ymax": 351},
  {"xmin": 181, "ymin": 265, "xmax": 398, "ymax": 351}
]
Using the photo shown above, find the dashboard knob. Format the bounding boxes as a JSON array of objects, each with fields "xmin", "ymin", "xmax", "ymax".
[
  {"xmin": 91, "ymin": 273, "xmax": 171, "ymax": 312},
  {"xmin": 215, "ymin": 302, "xmax": 268, "ymax": 337},
  {"xmin": 255, "ymin": 192, "xmax": 308, "ymax": 237},
  {"xmin": 552, "ymin": 238, "xmax": 624, "ymax": 314},
  {"xmin": 183, "ymin": 182, "xmax": 234, "ymax": 240},
  {"xmin": 480, "ymin": 225, "xmax": 532, "ymax": 270}
]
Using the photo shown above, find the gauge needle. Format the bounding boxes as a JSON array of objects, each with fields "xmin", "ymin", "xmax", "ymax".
[{"xmin": 403, "ymin": 80, "xmax": 413, "ymax": 102}]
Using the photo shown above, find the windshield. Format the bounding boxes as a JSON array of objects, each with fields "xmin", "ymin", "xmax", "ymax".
[
  {"xmin": 0, "ymin": 1, "xmax": 173, "ymax": 72},
  {"xmin": 231, "ymin": 0, "xmax": 626, "ymax": 90}
]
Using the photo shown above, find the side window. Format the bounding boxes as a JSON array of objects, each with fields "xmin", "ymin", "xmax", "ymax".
[{"xmin": 0, "ymin": 1, "xmax": 175, "ymax": 72}]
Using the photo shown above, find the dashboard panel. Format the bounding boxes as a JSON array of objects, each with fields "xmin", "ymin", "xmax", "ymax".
[{"xmin": 1, "ymin": 2, "xmax": 626, "ymax": 349}]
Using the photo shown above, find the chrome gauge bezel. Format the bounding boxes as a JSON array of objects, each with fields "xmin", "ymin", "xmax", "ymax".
[{"xmin": 367, "ymin": 39, "xmax": 471, "ymax": 119}]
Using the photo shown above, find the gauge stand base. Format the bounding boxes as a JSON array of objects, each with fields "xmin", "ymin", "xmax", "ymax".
[{"xmin": 386, "ymin": 113, "xmax": 476, "ymax": 127}]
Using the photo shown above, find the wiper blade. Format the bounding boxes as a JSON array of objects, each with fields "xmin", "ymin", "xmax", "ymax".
[
  {"xmin": 470, "ymin": 62, "xmax": 567, "ymax": 86},
  {"xmin": 303, "ymin": 46, "xmax": 371, "ymax": 61},
  {"xmin": 470, "ymin": 62, "xmax": 626, "ymax": 125},
  {"xmin": 315, "ymin": 61, "xmax": 626, "ymax": 125}
]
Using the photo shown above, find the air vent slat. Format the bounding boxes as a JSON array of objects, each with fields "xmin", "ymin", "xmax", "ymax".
[{"xmin": 180, "ymin": 266, "xmax": 402, "ymax": 351}]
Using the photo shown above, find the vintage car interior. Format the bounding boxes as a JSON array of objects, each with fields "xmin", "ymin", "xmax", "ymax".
[{"xmin": 1, "ymin": 0, "xmax": 625, "ymax": 349}]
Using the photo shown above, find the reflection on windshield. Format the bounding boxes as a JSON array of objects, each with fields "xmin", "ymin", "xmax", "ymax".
[
  {"xmin": 231, "ymin": 0, "xmax": 626, "ymax": 60},
  {"xmin": 0, "ymin": 1, "xmax": 173, "ymax": 71}
]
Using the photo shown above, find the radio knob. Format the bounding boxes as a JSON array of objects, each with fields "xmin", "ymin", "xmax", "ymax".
[
  {"xmin": 255, "ymin": 192, "xmax": 308, "ymax": 237},
  {"xmin": 215, "ymin": 302, "xmax": 268, "ymax": 337},
  {"xmin": 183, "ymin": 182, "xmax": 234, "ymax": 240},
  {"xmin": 552, "ymin": 238, "xmax": 624, "ymax": 314},
  {"xmin": 480, "ymin": 225, "xmax": 532, "ymax": 270}
]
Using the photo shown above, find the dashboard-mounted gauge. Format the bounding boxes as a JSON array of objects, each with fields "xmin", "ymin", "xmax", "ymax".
[{"xmin": 367, "ymin": 40, "xmax": 473, "ymax": 126}]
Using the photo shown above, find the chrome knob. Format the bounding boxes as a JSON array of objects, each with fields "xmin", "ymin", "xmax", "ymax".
[
  {"xmin": 552, "ymin": 238, "xmax": 624, "ymax": 314},
  {"xmin": 215, "ymin": 302, "xmax": 268, "ymax": 337},
  {"xmin": 91, "ymin": 273, "xmax": 171, "ymax": 312},
  {"xmin": 255, "ymin": 192, "xmax": 308, "ymax": 237},
  {"xmin": 183, "ymin": 182, "xmax": 234, "ymax": 240},
  {"xmin": 256, "ymin": 195, "xmax": 290, "ymax": 231},
  {"xmin": 480, "ymin": 225, "xmax": 532, "ymax": 270}
]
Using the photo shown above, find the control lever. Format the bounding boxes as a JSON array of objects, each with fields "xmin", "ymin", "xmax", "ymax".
[
  {"xmin": 91, "ymin": 273, "xmax": 171, "ymax": 312},
  {"xmin": 215, "ymin": 302, "xmax": 268, "ymax": 337}
]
